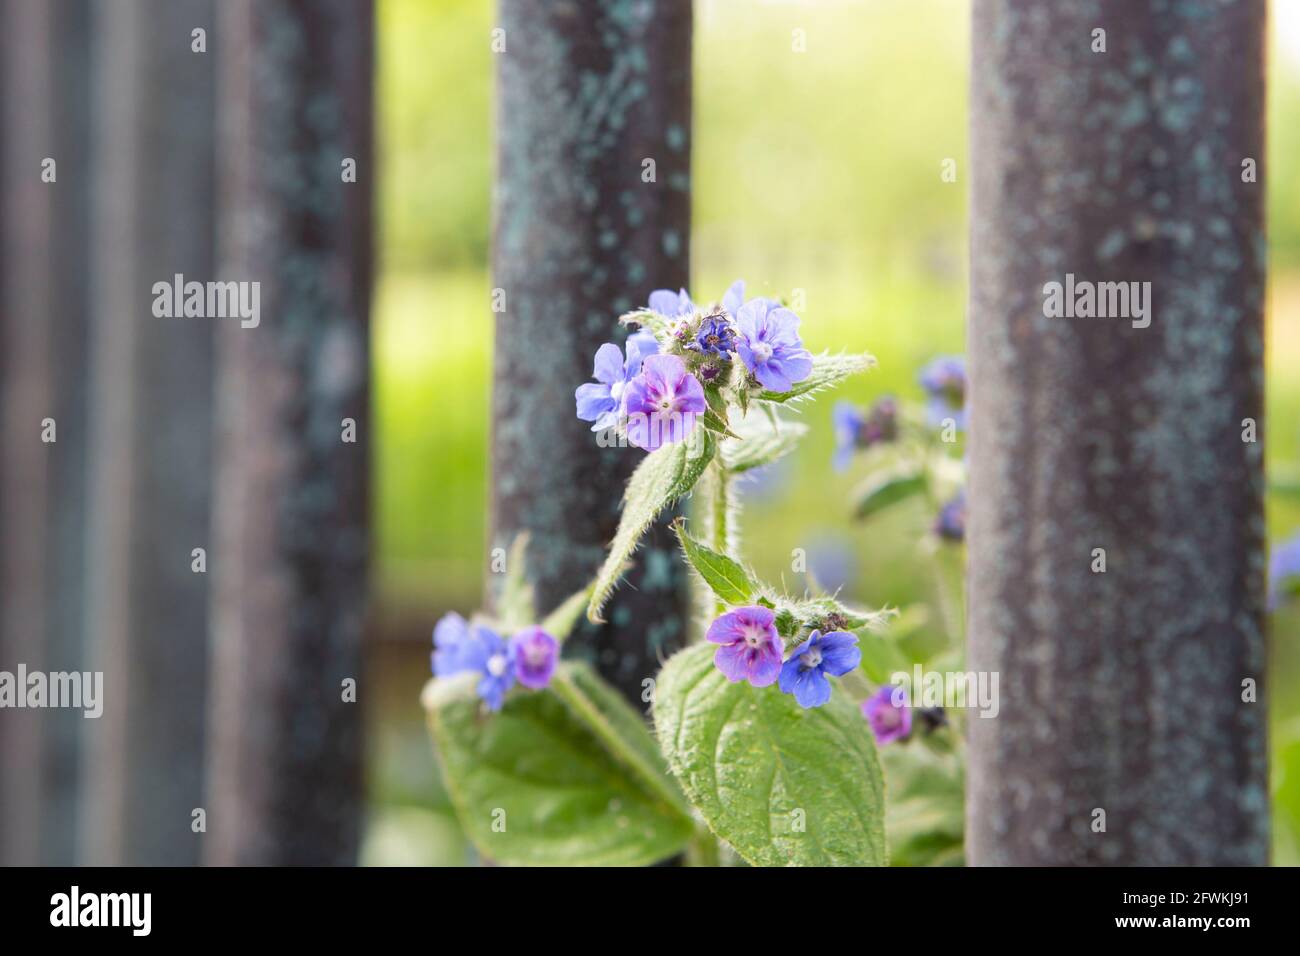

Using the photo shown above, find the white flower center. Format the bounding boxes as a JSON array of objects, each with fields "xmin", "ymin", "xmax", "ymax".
[
  {"xmin": 524, "ymin": 643, "xmax": 548, "ymax": 667},
  {"xmin": 743, "ymin": 626, "xmax": 767, "ymax": 649},
  {"xmin": 487, "ymin": 653, "xmax": 509, "ymax": 677},
  {"xmin": 803, "ymin": 647, "xmax": 823, "ymax": 668},
  {"xmin": 610, "ymin": 379, "xmax": 626, "ymax": 402},
  {"xmin": 751, "ymin": 341, "xmax": 773, "ymax": 364}
]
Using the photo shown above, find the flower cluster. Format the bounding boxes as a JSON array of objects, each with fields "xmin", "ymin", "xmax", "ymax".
[
  {"xmin": 832, "ymin": 396, "xmax": 899, "ymax": 470},
  {"xmin": 432, "ymin": 613, "xmax": 559, "ymax": 710},
  {"xmin": 706, "ymin": 605, "xmax": 861, "ymax": 709},
  {"xmin": 919, "ymin": 355, "xmax": 966, "ymax": 429},
  {"xmin": 575, "ymin": 280, "xmax": 814, "ymax": 451}
]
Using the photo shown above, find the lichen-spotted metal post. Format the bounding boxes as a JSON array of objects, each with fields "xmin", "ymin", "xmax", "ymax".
[
  {"xmin": 491, "ymin": 1, "xmax": 693, "ymax": 704},
  {"xmin": 205, "ymin": 0, "xmax": 372, "ymax": 866},
  {"xmin": 967, "ymin": 0, "xmax": 1268, "ymax": 864}
]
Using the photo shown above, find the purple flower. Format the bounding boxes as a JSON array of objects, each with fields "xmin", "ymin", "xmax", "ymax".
[
  {"xmin": 1269, "ymin": 532, "xmax": 1300, "ymax": 611},
  {"xmin": 648, "ymin": 287, "xmax": 695, "ymax": 318},
  {"xmin": 706, "ymin": 605, "xmax": 784, "ymax": 687},
  {"xmin": 689, "ymin": 314, "xmax": 738, "ymax": 358},
  {"xmin": 623, "ymin": 354, "xmax": 707, "ymax": 451},
  {"xmin": 919, "ymin": 355, "xmax": 966, "ymax": 429},
  {"xmin": 735, "ymin": 298, "xmax": 813, "ymax": 392},
  {"xmin": 778, "ymin": 629, "xmax": 861, "ymax": 708},
  {"xmin": 432, "ymin": 612, "xmax": 473, "ymax": 676},
  {"xmin": 862, "ymin": 685, "xmax": 912, "ymax": 745},
  {"xmin": 575, "ymin": 331, "xmax": 659, "ymax": 432},
  {"xmin": 935, "ymin": 489, "xmax": 966, "ymax": 542},
  {"xmin": 459, "ymin": 626, "xmax": 516, "ymax": 711},
  {"xmin": 510, "ymin": 626, "xmax": 559, "ymax": 689},
  {"xmin": 832, "ymin": 396, "xmax": 898, "ymax": 470}
]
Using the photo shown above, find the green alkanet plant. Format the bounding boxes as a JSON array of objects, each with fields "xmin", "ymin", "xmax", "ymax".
[{"xmin": 423, "ymin": 282, "xmax": 891, "ymax": 867}]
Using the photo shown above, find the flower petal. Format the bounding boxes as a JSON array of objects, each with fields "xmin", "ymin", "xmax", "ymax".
[
  {"xmin": 592, "ymin": 342, "xmax": 625, "ymax": 384},
  {"xmin": 713, "ymin": 641, "xmax": 750, "ymax": 682},
  {"xmin": 575, "ymin": 382, "xmax": 615, "ymax": 422},
  {"xmin": 818, "ymin": 632, "xmax": 861, "ymax": 676}
]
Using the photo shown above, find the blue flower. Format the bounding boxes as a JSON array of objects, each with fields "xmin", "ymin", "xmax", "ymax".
[
  {"xmin": 647, "ymin": 287, "xmax": 695, "ymax": 318},
  {"xmin": 935, "ymin": 489, "xmax": 966, "ymax": 542},
  {"xmin": 719, "ymin": 279, "xmax": 745, "ymax": 317},
  {"xmin": 1269, "ymin": 532, "xmax": 1300, "ymax": 611},
  {"xmin": 919, "ymin": 355, "xmax": 966, "ymax": 429},
  {"xmin": 574, "ymin": 331, "xmax": 659, "ymax": 431},
  {"xmin": 431, "ymin": 614, "xmax": 516, "ymax": 711},
  {"xmin": 689, "ymin": 314, "xmax": 738, "ymax": 358},
  {"xmin": 431, "ymin": 612, "xmax": 472, "ymax": 676},
  {"xmin": 778, "ymin": 630, "xmax": 861, "ymax": 708},
  {"xmin": 832, "ymin": 402, "xmax": 867, "ymax": 471},
  {"xmin": 735, "ymin": 298, "xmax": 813, "ymax": 392},
  {"xmin": 459, "ymin": 626, "xmax": 516, "ymax": 711}
]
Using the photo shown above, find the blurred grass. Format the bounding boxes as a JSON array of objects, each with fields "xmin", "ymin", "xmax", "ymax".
[{"xmin": 370, "ymin": 0, "xmax": 1300, "ymax": 865}]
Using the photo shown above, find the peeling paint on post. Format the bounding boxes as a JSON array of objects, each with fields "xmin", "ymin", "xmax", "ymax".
[
  {"xmin": 491, "ymin": 1, "xmax": 693, "ymax": 703},
  {"xmin": 968, "ymin": 0, "xmax": 1268, "ymax": 864},
  {"xmin": 205, "ymin": 0, "xmax": 372, "ymax": 865}
]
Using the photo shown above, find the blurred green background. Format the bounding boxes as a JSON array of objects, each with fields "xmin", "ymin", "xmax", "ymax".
[{"xmin": 363, "ymin": 0, "xmax": 1300, "ymax": 865}]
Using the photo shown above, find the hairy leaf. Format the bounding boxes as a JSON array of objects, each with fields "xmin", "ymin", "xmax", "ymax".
[
  {"xmin": 757, "ymin": 352, "xmax": 875, "ymax": 405},
  {"xmin": 671, "ymin": 518, "xmax": 758, "ymax": 605},
  {"xmin": 720, "ymin": 417, "xmax": 809, "ymax": 475},
  {"xmin": 654, "ymin": 643, "xmax": 887, "ymax": 866},
  {"xmin": 423, "ymin": 662, "xmax": 692, "ymax": 866},
  {"xmin": 587, "ymin": 432, "xmax": 716, "ymax": 622},
  {"xmin": 778, "ymin": 595, "xmax": 896, "ymax": 638}
]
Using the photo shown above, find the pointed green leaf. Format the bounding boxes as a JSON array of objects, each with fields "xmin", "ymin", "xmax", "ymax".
[
  {"xmin": 540, "ymin": 583, "xmax": 593, "ymax": 643},
  {"xmin": 423, "ymin": 662, "xmax": 692, "ymax": 866},
  {"xmin": 756, "ymin": 352, "xmax": 875, "ymax": 404},
  {"xmin": 670, "ymin": 517, "xmax": 758, "ymax": 605},
  {"xmin": 852, "ymin": 471, "xmax": 927, "ymax": 519},
  {"xmin": 587, "ymin": 432, "xmax": 716, "ymax": 623},
  {"xmin": 495, "ymin": 532, "xmax": 535, "ymax": 630},
  {"xmin": 654, "ymin": 643, "xmax": 887, "ymax": 866}
]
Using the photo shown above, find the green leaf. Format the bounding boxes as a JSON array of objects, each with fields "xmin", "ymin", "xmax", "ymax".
[
  {"xmin": 671, "ymin": 517, "xmax": 758, "ymax": 605},
  {"xmin": 423, "ymin": 662, "xmax": 693, "ymax": 866},
  {"xmin": 852, "ymin": 471, "xmax": 927, "ymax": 519},
  {"xmin": 539, "ymin": 583, "xmax": 593, "ymax": 642},
  {"xmin": 719, "ymin": 416, "xmax": 809, "ymax": 475},
  {"xmin": 587, "ymin": 432, "xmax": 717, "ymax": 623},
  {"xmin": 495, "ymin": 532, "xmax": 535, "ymax": 630},
  {"xmin": 880, "ymin": 744, "xmax": 965, "ymax": 867},
  {"xmin": 654, "ymin": 643, "xmax": 887, "ymax": 866},
  {"xmin": 756, "ymin": 352, "xmax": 875, "ymax": 404}
]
